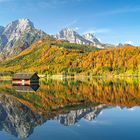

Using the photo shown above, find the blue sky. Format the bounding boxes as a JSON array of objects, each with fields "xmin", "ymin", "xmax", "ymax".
[{"xmin": 0, "ymin": 0, "xmax": 140, "ymax": 45}]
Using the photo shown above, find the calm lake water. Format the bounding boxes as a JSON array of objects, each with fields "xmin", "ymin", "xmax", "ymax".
[{"xmin": 0, "ymin": 78, "xmax": 140, "ymax": 140}]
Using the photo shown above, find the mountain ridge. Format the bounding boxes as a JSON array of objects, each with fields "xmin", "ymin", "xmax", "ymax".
[
  {"xmin": 0, "ymin": 18, "xmax": 135, "ymax": 63},
  {"xmin": 54, "ymin": 28, "xmax": 102, "ymax": 47}
]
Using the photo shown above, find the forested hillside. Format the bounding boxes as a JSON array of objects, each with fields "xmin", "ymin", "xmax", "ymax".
[{"xmin": 0, "ymin": 37, "xmax": 140, "ymax": 76}]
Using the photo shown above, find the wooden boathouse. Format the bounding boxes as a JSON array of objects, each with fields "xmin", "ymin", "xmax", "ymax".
[{"xmin": 12, "ymin": 73, "xmax": 39, "ymax": 85}]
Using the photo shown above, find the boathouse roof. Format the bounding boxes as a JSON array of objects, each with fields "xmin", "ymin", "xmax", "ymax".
[{"xmin": 12, "ymin": 73, "xmax": 39, "ymax": 80}]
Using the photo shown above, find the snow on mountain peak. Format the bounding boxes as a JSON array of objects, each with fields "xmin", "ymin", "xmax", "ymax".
[
  {"xmin": 54, "ymin": 28, "xmax": 101, "ymax": 46},
  {"xmin": 83, "ymin": 33, "xmax": 101, "ymax": 44},
  {"xmin": 5, "ymin": 18, "xmax": 34, "ymax": 34},
  {"xmin": 0, "ymin": 19, "xmax": 46, "ymax": 59},
  {"xmin": 18, "ymin": 18, "xmax": 34, "ymax": 29}
]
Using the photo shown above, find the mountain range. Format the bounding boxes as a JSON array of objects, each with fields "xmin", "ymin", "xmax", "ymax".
[
  {"xmin": 0, "ymin": 18, "xmax": 118, "ymax": 60},
  {"xmin": 53, "ymin": 28, "xmax": 119, "ymax": 49},
  {"xmin": 54, "ymin": 28, "xmax": 102, "ymax": 46},
  {"xmin": 0, "ymin": 18, "xmax": 138, "ymax": 77}
]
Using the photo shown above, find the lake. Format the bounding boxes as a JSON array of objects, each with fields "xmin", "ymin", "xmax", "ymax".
[{"xmin": 0, "ymin": 77, "xmax": 140, "ymax": 140}]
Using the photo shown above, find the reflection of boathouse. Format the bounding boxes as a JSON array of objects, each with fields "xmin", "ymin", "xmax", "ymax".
[
  {"xmin": 13, "ymin": 84, "xmax": 39, "ymax": 92},
  {"xmin": 12, "ymin": 73, "xmax": 39, "ymax": 86}
]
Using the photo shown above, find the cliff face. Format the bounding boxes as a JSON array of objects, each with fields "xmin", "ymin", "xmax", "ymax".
[{"xmin": 0, "ymin": 19, "xmax": 46, "ymax": 60}]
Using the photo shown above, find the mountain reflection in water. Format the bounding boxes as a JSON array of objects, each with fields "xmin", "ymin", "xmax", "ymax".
[{"xmin": 0, "ymin": 78, "xmax": 139, "ymax": 139}]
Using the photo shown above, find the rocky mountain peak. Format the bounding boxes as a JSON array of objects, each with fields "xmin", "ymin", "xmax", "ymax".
[
  {"xmin": 18, "ymin": 18, "xmax": 34, "ymax": 29},
  {"xmin": 62, "ymin": 28, "xmax": 74, "ymax": 32},
  {"xmin": 54, "ymin": 28, "xmax": 89, "ymax": 45},
  {"xmin": 83, "ymin": 33, "xmax": 101, "ymax": 44},
  {"xmin": 63, "ymin": 28, "xmax": 77, "ymax": 34},
  {"xmin": 0, "ymin": 19, "xmax": 46, "ymax": 59},
  {"xmin": 4, "ymin": 18, "xmax": 34, "ymax": 36},
  {"xmin": 54, "ymin": 28, "xmax": 102, "ymax": 46},
  {"xmin": 57, "ymin": 28, "xmax": 78, "ymax": 40},
  {"xmin": 83, "ymin": 33, "xmax": 96, "ymax": 40}
]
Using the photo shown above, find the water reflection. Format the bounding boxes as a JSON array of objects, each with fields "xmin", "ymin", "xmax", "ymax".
[
  {"xmin": 0, "ymin": 78, "xmax": 139, "ymax": 139},
  {"xmin": 0, "ymin": 94, "xmax": 45, "ymax": 139},
  {"xmin": 0, "ymin": 94, "xmax": 107, "ymax": 138},
  {"xmin": 53, "ymin": 104, "xmax": 108, "ymax": 126},
  {"xmin": 13, "ymin": 84, "xmax": 40, "ymax": 92}
]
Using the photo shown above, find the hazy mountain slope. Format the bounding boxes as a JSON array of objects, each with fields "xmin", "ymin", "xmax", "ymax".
[{"xmin": 0, "ymin": 38, "xmax": 139, "ymax": 76}]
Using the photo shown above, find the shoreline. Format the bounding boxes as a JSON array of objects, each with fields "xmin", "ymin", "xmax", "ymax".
[{"xmin": 0, "ymin": 74, "xmax": 140, "ymax": 81}]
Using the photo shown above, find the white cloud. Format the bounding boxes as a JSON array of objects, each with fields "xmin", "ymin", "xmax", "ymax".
[{"xmin": 74, "ymin": 27, "xmax": 79, "ymax": 30}]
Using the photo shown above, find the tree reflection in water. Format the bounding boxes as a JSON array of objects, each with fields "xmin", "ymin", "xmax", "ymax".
[{"xmin": 0, "ymin": 78, "xmax": 139, "ymax": 138}]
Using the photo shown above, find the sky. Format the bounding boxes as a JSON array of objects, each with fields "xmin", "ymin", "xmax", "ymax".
[{"xmin": 0, "ymin": 0, "xmax": 140, "ymax": 45}]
